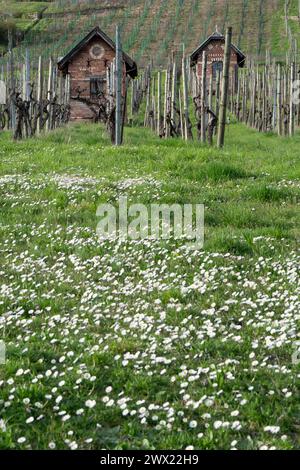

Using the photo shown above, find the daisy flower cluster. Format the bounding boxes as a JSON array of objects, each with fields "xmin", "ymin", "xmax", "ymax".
[{"xmin": 0, "ymin": 169, "xmax": 299, "ymax": 450}]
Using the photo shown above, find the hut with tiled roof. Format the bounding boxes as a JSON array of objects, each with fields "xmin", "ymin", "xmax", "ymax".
[
  {"xmin": 190, "ymin": 29, "xmax": 246, "ymax": 81},
  {"xmin": 58, "ymin": 27, "xmax": 137, "ymax": 122}
]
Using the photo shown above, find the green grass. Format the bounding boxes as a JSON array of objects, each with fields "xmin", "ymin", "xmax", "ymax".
[
  {"xmin": 2, "ymin": 2, "xmax": 49, "ymax": 15},
  {"xmin": 0, "ymin": 1, "xmax": 50, "ymax": 52},
  {"xmin": 0, "ymin": 121, "xmax": 299, "ymax": 450}
]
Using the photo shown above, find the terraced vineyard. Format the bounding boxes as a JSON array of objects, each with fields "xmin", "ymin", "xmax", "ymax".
[{"xmin": 1, "ymin": 0, "xmax": 300, "ymax": 67}]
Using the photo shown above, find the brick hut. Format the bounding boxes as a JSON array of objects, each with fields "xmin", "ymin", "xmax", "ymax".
[
  {"xmin": 190, "ymin": 29, "xmax": 245, "ymax": 82},
  {"xmin": 57, "ymin": 27, "xmax": 137, "ymax": 122}
]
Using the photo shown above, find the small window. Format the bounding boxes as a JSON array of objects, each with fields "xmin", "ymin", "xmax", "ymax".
[
  {"xmin": 212, "ymin": 61, "xmax": 223, "ymax": 79},
  {"xmin": 90, "ymin": 77, "xmax": 106, "ymax": 98},
  {"xmin": 90, "ymin": 45, "xmax": 104, "ymax": 59}
]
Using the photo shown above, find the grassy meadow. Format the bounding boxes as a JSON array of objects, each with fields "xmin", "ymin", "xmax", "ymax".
[{"xmin": 0, "ymin": 122, "xmax": 299, "ymax": 450}]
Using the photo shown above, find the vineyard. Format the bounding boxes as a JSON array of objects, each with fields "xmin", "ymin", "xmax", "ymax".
[{"xmin": 1, "ymin": 0, "xmax": 300, "ymax": 68}]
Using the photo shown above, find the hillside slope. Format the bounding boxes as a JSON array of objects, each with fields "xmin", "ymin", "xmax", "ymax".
[{"xmin": 1, "ymin": 0, "xmax": 300, "ymax": 66}]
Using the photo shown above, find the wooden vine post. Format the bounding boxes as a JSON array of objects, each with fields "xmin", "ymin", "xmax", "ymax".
[
  {"xmin": 115, "ymin": 25, "xmax": 122, "ymax": 146},
  {"xmin": 209, "ymin": 75, "xmax": 213, "ymax": 112},
  {"xmin": 130, "ymin": 79, "xmax": 135, "ymax": 124},
  {"xmin": 8, "ymin": 30, "xmax": 16, "ymax": 131},
  {"xmin": 163, "ymin": 68, "xmax": 168, "ymax": 137},
  {"xmin": 171, "ymin": 62, "xmax": 177, "ymax": 124},
  {"xmin": 215, "ymin": 69, "xmax": 221, "ymax": 127},
  {"xmin": 157, "ymin": 70, "xmax": 161, "ymax": 136},
  {"xmin": 217, "ymin": 26, "xmax": 232, "ymax": 148},
  {"xmin": 289, "ymin": 62, "xmax": 295, "ymax": 137},
  {"xmin": 201, "ymin": 51, "xmax": 207, "ymax": 143},
  {"xmin": 182, "ymin": 55, "xmax": 190, "ymax": 140},
  {"xmin": 276, "ymin": 63, "xmax": 282, "ymax": 136},
  {"xmin": 179, "ymin": 88, "xmax": 184, "ymax": 138},
  {"xmin": 46, "ymin": 57, "xmax": 53, "ymax": 132},
  {"xmin": 37, "ymin": 56, "xmax": 43, "ymax": 135},
  {"xmin": 25, "ymin": 49, "xmax": 30, "ymax": 101}
]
